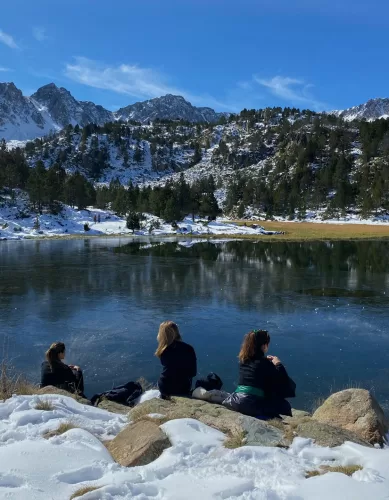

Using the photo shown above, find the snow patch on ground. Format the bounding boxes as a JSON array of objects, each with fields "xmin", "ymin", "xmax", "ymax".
[
  {"xmin": 0, "ymin": 393, "xmax": 388, "ymax": 499},
  {"xmin": 0, "ymin": 193, "xmax": 282, "ymax": 240}
]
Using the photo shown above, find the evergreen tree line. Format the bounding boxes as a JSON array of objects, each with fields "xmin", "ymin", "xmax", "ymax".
[
  {"xmin": 96, "ymin": 174, "xmax": 220, "ymax": 222},
  {"xmin": 0, "ymin": 142, "xmax": 95, "ymax": 213}
]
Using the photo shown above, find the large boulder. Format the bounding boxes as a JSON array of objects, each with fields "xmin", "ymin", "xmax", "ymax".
[
  {"xmin": 106, "ymin": 420, "xmax": 171, "ymax": 467},
  {"xmin": 293, "ymin": 418, "xmax": 371, "ymax": 447},
  {"xmin": 129, "ymin": 396, "xmax": 288, "ymax": 448},
  {"xmin": 37, "ymin": 386, "xmax": 91, "ymax": 406},
  {"xmin": 313, "ymin": 389, "xmax": 389, "ymax": 445}
]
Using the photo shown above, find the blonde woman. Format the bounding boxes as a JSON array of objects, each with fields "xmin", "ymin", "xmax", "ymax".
[
  {"xmin": 155, "ymin": 321, "xmax": 197, "ymax": 398},
  {"xmin": 41, "ymin": 342, "xmax": 85, "ymax": 395}
]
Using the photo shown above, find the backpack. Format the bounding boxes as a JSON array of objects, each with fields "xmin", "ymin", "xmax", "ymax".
[
  {"xmin": 195, "ymin": 372, "xmax": 223, "ymax": 392},
  {"xmin": 91, "ymin": 381, "xmax": 143, "ymax": 407}
]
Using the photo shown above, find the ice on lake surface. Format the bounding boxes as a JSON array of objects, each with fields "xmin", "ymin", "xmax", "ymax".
[{"xmin": 1, "ymin": 238, "xmax": 389, "ymax": 411}]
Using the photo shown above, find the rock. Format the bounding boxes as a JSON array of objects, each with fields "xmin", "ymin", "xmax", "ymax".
[
  {"xmin": 129, "ymin": 396, "xmax": 288, "ymax": 448},
  {"xmin": 37, "ymin": 386, "xmax": 91, "ymax": 406},
  {"xmin": 294, "ymin": 419, "xmax": 371, "ymax": 447},
  {"xmin": 106, "ymin": 420, "xmax": 171, "ymax": 467},
  {"xmin": 97, "ymin": 399, "xmax": 130, "ymax": 415},
  {"xmin": 313, "ymin": 389, "xmax": 389, "ymax": 445}
]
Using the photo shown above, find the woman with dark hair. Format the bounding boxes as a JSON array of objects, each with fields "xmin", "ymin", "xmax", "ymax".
[
  {"xmin": 223, "ymin": 329, "xmax": 296, "ymax": 419},
  {"xmin": 155, "ymin": 321, "xmax": 197, "ymax": 398},
  {"xmin": 41, "ymin": 342, "xmax": 85, "ymax": 396}
]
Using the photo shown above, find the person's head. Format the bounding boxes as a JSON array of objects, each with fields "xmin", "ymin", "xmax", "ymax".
[
  {"xmin": 238, "ymin": 329, "xmax": 270, "ymax": 363},
  {"xmin": 155, "ymin": 321, "xmax": 181, "ymax": 358},
  {"xmin": 45, "ymin": 342, "xmax": 66, "ymax": 366}
]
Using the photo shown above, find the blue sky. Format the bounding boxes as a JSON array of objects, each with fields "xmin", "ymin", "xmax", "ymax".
[{"xmin": 0, "ymin": 0, "xmax": 388, "ymax": 112}]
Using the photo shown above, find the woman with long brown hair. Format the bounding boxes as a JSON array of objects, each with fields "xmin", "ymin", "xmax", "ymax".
[
  {"xmin": 223, "ymin": 329, "xmax": 295, "ymax": 418},
  {"xmin": 155, "ymin": 321, "xmax": 197, "ymax": 398},
  {"xmin": 41, "ymin": 342, "xmax": 85, "ymax": 395}
]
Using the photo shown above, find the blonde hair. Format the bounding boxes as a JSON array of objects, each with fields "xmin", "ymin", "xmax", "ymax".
[
  {"xmin": 238, "ymin": 330, "xmax": 270, "ymax": 363},
  {"xmin": 155, "ymin": 321, "xmax": 181, "ymax": 358},
  {"xmin": 46, "ymin": 342, "xmax": 65, "ymax": 367}
]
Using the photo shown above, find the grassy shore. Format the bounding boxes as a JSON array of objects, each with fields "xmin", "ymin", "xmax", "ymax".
[
  {"xmin": 232, "ymin": 220, "xmax": 389, "ymax": 241},
  {"xmin": 4, "ymin": 220, "xmax": 389, "ymax": 242}
]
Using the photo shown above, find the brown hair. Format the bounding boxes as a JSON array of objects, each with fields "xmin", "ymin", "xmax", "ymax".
[
  {"xmin": 238, "ymin": 330, "xmax": 270, "ymax": 363},
  {"xmin": 155, "ymin": 321, "xmax": 182, "ymax": 358},
  {"xmin": 45, "ymin": 342, "xmax": 65, "ymax": 367}
]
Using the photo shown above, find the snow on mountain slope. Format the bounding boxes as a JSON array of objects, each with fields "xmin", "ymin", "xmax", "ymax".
[
  {"xmin": 31, "ymin": 83, "xmax": 114, "ymax": 127},
  {"xmin": 115, "ymin": 94, "xmax": 226, "ymax": 124},
  {"xmin": 0, "ymin": 83, "xmax": 60, "ymax": 141},
  {"xmin": 0, "ymin": 82, "xmax": 226, "ymax": 141},
  {"xmin": 333, "ymin": 98, "xmax": 389, "ymax": 122}
]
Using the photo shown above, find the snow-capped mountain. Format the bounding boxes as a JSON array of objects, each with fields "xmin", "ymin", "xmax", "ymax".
[
  {"xmin": 31, "ymin": 83, "xmax": 114, "ymax": 128},
  {"xmin": 0, "ymin": 82, "xmax": 226, "ymax": 141},
  {"xmin": 116, "ymin": 94, "xmax": 226, "ymax": 124},
  {"xmin": 0, "ymin": 82, "xmax": 60, "ymax": 141},
  {"xmin": 334, "ymin": 98, "xmax": 389, "ymax": 122}
]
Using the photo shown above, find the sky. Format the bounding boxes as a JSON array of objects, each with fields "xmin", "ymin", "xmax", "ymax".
[{"xmin": 0, "ymin": 0, "xmax": 388, "ymax": 113}]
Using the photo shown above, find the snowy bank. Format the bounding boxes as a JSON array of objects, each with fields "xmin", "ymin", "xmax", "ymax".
[
  {"xmin": 0, "ymin": 193, "xmax": 282, "ymax": 240},
  {"xmin": 0, "ymin": 393, "xmax": 389, "ymax": 499}
]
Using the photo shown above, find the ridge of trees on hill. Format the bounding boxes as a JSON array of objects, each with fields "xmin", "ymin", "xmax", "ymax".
[{"xmin": 1, "ymin": 105, "xmax": 389, "ymax": 220}]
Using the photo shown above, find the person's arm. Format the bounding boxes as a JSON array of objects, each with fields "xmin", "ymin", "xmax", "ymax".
[{"xmin": 266, "ymin": 357, "xmax": 296, "ymax": 398}]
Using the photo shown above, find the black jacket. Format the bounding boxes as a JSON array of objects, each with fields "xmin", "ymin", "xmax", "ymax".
[
  {"xmin": 158, "ymin": 340, "xmax": 197, "ymax": 396},
  {"xmin": 41, "ymin": 361, "xmax": 77, "ymax": 392},
  {"xmin": 239, "ymin": 355, "xmax": 296, "ymax": 399}
]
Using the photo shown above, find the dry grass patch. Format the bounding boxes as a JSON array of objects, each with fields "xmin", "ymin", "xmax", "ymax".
[
  {"xmin": 232, "ymin": 220, "xmax": 389, "ymax": 241},
  {"xmin": 267, "ymin": 416, "xmax": 312, "ymax": 442},
  {"xmin": 44, "ymin": 421, "xmax": 78, "ymax": 439},
  {"xmin": 306, "ymin": 464, "xmax": 362, "ymax": 478},
  {"xmin": 0, "ymin": 361, "xmax": 38, "ymax": 400},
  {"xmin": 34, "ymin": 399, "xmax": 54, "ymax": 411},
  {"xmin": 224, "ymin": 431, "xmax": 247, "ymax": 449},
  {"xmin": 70, "ymin": 485, "xmax": 102, "ymax": 499}
]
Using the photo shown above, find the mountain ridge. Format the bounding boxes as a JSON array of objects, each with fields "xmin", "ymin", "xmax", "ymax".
[{"xmin": 0, "ymin": 82, "xmax": 225, "ymax": 141}]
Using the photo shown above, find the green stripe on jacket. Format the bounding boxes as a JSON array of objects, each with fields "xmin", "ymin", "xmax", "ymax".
[{"xmin": 235, "ymin": 385, "xmax": 265, "ymax": 398}]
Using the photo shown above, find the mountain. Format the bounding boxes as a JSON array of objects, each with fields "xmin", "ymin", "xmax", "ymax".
[
  {"xmin": 334, "ymin": 98, "xmax": 389, "ymax": 122},
  {"xmin": 0, "ymin": 82, "xmax": 226, "ymax": 141},
  {"xmin": 31, "ymin": 83, "xmax": 113, "ymax": 128},
  {"xmin": 116, "ymin": 94, "xmax": 225, "ymax": 124},
  {"xmin": 3, "ymin": 105, "xmax": 389, "ymax": 220},
  {"xmin": 0, "ymin": 82, "xmax": 59, "ymax": 141}
]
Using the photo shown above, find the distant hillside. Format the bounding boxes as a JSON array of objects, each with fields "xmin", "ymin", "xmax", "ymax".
[{"xmin": 1, "ymin": 105, "xmax": 389, "ymax": 221}]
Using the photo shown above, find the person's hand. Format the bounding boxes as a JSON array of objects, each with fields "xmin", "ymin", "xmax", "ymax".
[
  {"xmin": 267, "ymin": 355, "xmax": 282, "ymax": 366},
  {"xmin": 69, "ymin": 365, "xmax": 80, "ymax": 371}
]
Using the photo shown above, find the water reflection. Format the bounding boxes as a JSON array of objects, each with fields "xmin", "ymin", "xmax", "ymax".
[{"xmin": 1, "ymin": 238, "xmax": 389, "ymax": 411}]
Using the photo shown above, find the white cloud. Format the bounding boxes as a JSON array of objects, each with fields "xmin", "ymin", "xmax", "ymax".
[
  {"xmin": 0, "ymin": 66, "xmax": 12, "ymax": 72},
  {"xmin": 255, "ymin": 75, "xmax": 326, "ymax": 110},
  {"xmin": 64, "ymin": 57, "xmax": 235, "ymax": 111},
  {"xmin": 0, "ymin": 29, "xmax": 19, "ymax": 49},
  {"xmin": 32, "ymin": 27, "xmax": 48, "ymax": 42}
]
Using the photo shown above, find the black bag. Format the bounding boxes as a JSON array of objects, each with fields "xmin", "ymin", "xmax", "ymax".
[
  {"xmin": 91, "ymin": 381, "xmax": 143, "ymax": 407},
  {"xmin": 195, "ymin": 372, "xmax": 223, "ymax": 391}
]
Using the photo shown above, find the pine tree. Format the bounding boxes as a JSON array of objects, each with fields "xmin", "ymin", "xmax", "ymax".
[
  {"xmin": 27, "ymin": 161, "xmax": 47, "ymax": 212},
  {"xmin": 126, "ymin": 211, "xmax": 141, "ymax": 232}
]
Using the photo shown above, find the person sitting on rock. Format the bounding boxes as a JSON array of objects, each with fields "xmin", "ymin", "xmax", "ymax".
[
  {"xmin": 155, "ymin": 321, "xmax": 197, "ymax": 398},
  {"xmin": 41, "ymin": 342, "xmax": 85, "ymax": 396},
  {"xmin": 223, "ymin": 329, "xmax": 296, "ymax": 419}
]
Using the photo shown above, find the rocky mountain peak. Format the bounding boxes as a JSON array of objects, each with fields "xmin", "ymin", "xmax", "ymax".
[
  {"xmin": 335, "ymin": 97, "xmax": 389, "ymax": 122},
  {"xmin": 115, "ymin": 93, "xmax": 225, "ymax": 124}
]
